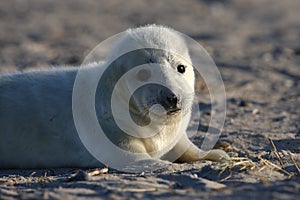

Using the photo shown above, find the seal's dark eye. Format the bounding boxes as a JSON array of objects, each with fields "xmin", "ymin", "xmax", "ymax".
[{"xmin": 177, "ymin": 65, "xmax": 185, "ymax": 74}]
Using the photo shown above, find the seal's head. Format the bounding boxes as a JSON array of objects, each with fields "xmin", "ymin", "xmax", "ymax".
[{"xmin": 107, "ymin": 25, "xmax": 195, "ymax": 126}]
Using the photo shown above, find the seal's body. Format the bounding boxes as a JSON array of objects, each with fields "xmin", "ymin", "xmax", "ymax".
[
  {"xmin": 0, "ymin": 68, "xmax": 100, "ymax": 168},
  {"xmin": 0, "ymin": 25, "xmax": 229, "ymax": 169}
]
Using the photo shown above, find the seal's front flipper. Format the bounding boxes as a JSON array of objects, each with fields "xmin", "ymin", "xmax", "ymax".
[
  {"xmin": 197, "ymin": 149, "xmax": 230, "ymax": 162},
  {"xmin": 163, "ymin": 134, "xmax": 230, "ymax": 163}
]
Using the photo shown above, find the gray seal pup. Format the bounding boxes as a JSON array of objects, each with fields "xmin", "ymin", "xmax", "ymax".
[{"xmin": 0, "ymin": 25, "xmax": 229, "ymax": 169}]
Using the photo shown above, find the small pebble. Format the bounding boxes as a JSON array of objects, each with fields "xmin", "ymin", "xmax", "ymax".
[
  {"xmin": 252, "ymin": 108, "xmax": 260, "ymax": 115},
  {"xmin": 238, "ymin": 100, "xmax": 247, "ymax": 107},
  {"xmin": 67, "ymin": 170, "xmax": 90, "ymax": 182}
]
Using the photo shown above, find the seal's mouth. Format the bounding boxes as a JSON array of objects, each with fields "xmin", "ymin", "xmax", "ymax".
[
  {"xmin": 129, "ymin": 100, "xmax": 188, "ymax": 126},
  {"xmin": 148, "ymin": 103, "xmax": 181, "ymax": 117},
  {"xmin": 146, "ymin": 101, "xmax": 185, "ymax": 120},
  {"xmin": 166, "ymin": 107, "xmax": 181, "ymax": 115}
]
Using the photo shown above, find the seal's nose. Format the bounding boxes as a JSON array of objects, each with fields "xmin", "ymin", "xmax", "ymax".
[{"xmin": 159, "ymin": 89, "xmax": 180, "ymax": 114}]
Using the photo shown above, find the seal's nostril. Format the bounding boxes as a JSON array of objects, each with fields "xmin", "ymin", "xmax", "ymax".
[
  {"xmin": 166, "ymin": 94, "xmax": 178, "ymax": 107},
  {"xmin": 136, "ymin": 69, "xmax": 151, "ymax": 81}
]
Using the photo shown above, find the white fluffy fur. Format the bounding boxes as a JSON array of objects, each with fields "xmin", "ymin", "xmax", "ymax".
[{"xmin": 0, "ymin": 25, "xmax": 229, "ymax": 169}]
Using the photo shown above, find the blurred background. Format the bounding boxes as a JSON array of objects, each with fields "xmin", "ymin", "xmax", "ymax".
[{"xmin": 0, "ymin": 0, "xmax": 299, "ymax": 72}]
